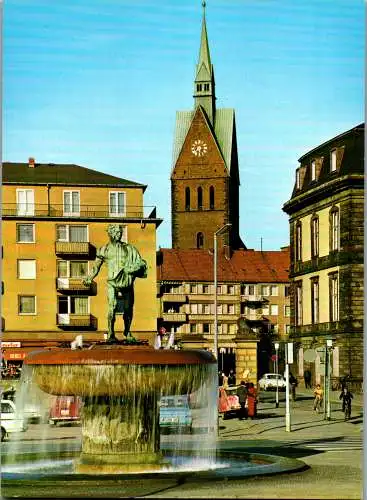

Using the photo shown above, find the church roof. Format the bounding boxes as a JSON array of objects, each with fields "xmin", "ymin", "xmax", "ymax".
[
  {"xmin": 172, "ymin": 107, "xmax": 235, "ymax": 172},
  {"xmin": 2, "ymin": 161, "xmax": 147, "ymax": 190},
  {"xmin": 157, "ymin": 248, "xmax": 290, "ymax": 283}
]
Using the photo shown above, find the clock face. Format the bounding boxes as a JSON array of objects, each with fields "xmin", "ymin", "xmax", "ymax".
[{"xmin": 191, "ymin": 139, "xmax": 208, "ymax": 157}]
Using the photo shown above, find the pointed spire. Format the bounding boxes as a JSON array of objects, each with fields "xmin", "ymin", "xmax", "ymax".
[{"xmin": 194, "ymin": 1, "xmax": 216, "ymax": 124}]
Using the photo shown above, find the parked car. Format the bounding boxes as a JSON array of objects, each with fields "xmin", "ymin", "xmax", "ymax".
[
  {"xmin": 1, "ymin": 399, "xmax": 28, "ymax": 441},
  {"xmin": 218, "ymin": 385, "xmax": 241, "ymax": 419},
  {"xmin": 258, "ymin": 373, "xmax": 287, "ymax": 391},
  {"xmin": 48, "ymin": 396, "xmax": 82, "ymax": 426},
  {"xmin": 159, "ymin": 395, "xmax": 192, "ymax": 433}
]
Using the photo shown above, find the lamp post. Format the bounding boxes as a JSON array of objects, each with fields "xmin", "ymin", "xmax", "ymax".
[
  {"xmin": 325, "ymin": 338, "xmax": 333, "ymax": 421},
  {"xmin": 213, "ymin": 223, "xmax": 232, "ymax": 361},
  {"xmin": 275, "ymin": 342, "xmax": 280, "ymax": 408}
]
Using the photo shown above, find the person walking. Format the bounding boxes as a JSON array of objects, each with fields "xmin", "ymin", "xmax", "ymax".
[
  {"xmin": 303, "ymin": 369, "xmax": 312, "ymax": 389},
  {"xmin": 222, "ymin": 373, "xmax": 229, "ymax": 389},
  {"xmin": 313, "ymin": 384, "xmax": 323, "ymax": 412},
  {"xmin": 236, "ymin": 381, "xmax": 248, "ymax": 420},
  {"xmin": 289, "ymin": 372, "xmax": 298, "ymax": 401},
  {"xmin": 246, "ymin": 382, "xmax": 258, "ymax": 419},
  {"xmin": 339, "ymin": 387, "xmax": 353, "ymax": 420}
]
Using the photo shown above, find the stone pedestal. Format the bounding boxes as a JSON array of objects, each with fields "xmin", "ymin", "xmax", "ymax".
[{"xmin": 234, "ymin": 336, "xmax": 259, "ymax": 386}]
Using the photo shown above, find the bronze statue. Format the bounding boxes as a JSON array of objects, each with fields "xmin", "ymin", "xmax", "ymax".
[{"xmin": 83, "ymin": 224, "xmax": 147, "ymax": 343}]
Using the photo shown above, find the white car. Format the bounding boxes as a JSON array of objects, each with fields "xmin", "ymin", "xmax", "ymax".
[
  {"xmin": 258, "ymin": 373, "xmax": 287, "ymax": 391},
  {"xmin": 1, "ymin": 399, "xmax": 28, "ymax": 441}
]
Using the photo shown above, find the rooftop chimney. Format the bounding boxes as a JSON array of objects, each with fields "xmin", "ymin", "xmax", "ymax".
[{"xmin": 28, "ymin": 157, "xmax": 35, "ymax": 168}]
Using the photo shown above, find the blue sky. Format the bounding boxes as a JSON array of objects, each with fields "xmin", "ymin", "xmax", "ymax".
[{"xmin": 3, "ymin": 0, "xmax": 364, "ymax": 250}]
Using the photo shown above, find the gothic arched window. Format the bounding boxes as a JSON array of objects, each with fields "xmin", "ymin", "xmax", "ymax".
[
  {"xmin": 197, "ymin": 232, "xmax": 204, "ymax": 249},
  {"xmin": 185, "ymin": 187, "xmax": 190, "ymax": 211},
  {"xmin": 209, "ymin": 186, "xmax": 215, "ymax": 210},
  {"xmin": 197, "ymin": 187, "xmax": 203, "ymax": 210}
]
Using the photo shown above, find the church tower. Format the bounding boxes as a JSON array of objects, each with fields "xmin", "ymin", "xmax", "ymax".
[{"xmin": 171, "ymin": 2, "xmax": 245, "ymax": 251}]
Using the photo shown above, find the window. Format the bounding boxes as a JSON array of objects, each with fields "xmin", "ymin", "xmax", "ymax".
[
  {"xmin": 190, "ymin": 284, "xmax": 197, "ymax": 294},
  {"xmin": 284, "ymin": 285, "xmax": 290, "ymax": 297},
  {"xmin": 197, "ymin": 232, "xmax": 204, "ymax": 249},
  {"xmin": 329, "ymin": 273, "xmax": 339, "ymax": 322},
  {"xmin": 203, "ymin": 323, "xmax": 210, "ymax": 333},
  {"xmin": 204, "ymin": 83, "xmax": 210, "ymax": 91},
  {"xmin": 197, "ymin": 187, "xmax": 203, "ymax": 210},
  {"xmin": 209, "ymin": 186, "xmax": 215, "ymax": 210},
  {"xmin": 296, "ymin": 169, "xmax": 301, "ymax": 189},
  {"xmin": 216, "ymin": 285, "xmax": 222, "ymax": 294},
  {"xmin": 63, "ymin": 191, "xmax": 80, "ymax": 216},
  {"xmin": 190, "ymin": 323, "xmax": 197, "ymax": 333},
  {"xmin": 203, "ymin": 303, "xmax": 211, "ymax": 314},
  {"xmin": 284, "ymin": 305, "xmax": 291, "ymax": 317},
  {"xmin": 330, "ymin": 208, "xmax": 340, "ymax": 252},
  {"xmin": 270, "ymin": 285, "xmax": 278, "ymax": 296},
  {"xmin": 311, "ymin": 160, "xmax": 316, "ymax": 181},
  {"xmin": 56, "ymin": 225, "xmax": 88, "ymax": 242},
  {"xmin": 262, "ymin": 304, "xmax": 270, "ymax": 315},
  {"xmin": 57, "ymin": 261, "xmax": 88, "ymax": 278},
  {"xmin": 19, "ymin": 295, "xmax": 36, "ymax": 314},
  {"xmin": 16, "ymin": 189, "xmax": 34, "ymax": 216},
  {"xmin": 58, "ymin": 296, "xmax": 89, "ymax": 314},
  {"xmin": 17, "ymin": 224, "xmax": 35, "ymax": 243},
  {"xmin": 295, "ymin": 281, "xmax": 303, "ymax": 326},
  {"xmin": 109, "ymin": 191, "xmax": 126, "ymax": 216},
  {"xmin": 311, "ymin": 216, "xmax": 319, "ymax": 258},
  {"xmin": 330, "ymin": 149, "xmax": 337, "ymax": 172},
  {"xmin": 285, "ymin": 324, "xmax": 291, "ymax": 335},
  {"xmin": 17, "ymin": 260, "xmax": 36, "ymax": 279},
  {"xmin": 228, "ymin": 304, "xmax": 235, "ymax": 314},
  {"xmin": 227, "ymin": 285, "xmax": 234, "ymax": 294},
  {"xmin": 185, "ymin": 187, "xmax": 190, "ymax": 211},
  {"xmin": 295, "ymin": 221, "xmax": 302, "ymax": 262},
  {"xmin": 190, "ymin": 304, "xmax": 198, "ymax": 314},
  {"xmin": 270, "ymin": 305, "xmax": 278, "ymax": 316},
  {"xmin": 261, "ymin": 285, "xmax": 270, "ymax": 296},
  {"xmin": 311, "ymin": 278, "xmax": 319, "ymax": 324},
  {"xmin": 242, "ymin": 284, "xmax": 255, "ymax": 295},
  {"xmin": 203, "ymin": 284, "xmax": 209, "ymax": 294},
  {"xmin": 196, "ymin": 83, "xmax": 202, "ymax": 92}
]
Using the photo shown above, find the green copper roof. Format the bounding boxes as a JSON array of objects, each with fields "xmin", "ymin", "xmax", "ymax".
[
  {"xmin": 2, "ymin": 162, "xmax": 147, "ymax": 190},
  {"xmin": 171, "ymin": 107, "xmax": 235, "ymax": 173},
  {"xmin": 196, "ymin": 5, "xmax": 212, "ymax": 80}
]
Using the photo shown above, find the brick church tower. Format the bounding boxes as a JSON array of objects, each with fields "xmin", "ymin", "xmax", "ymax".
[{"xmin": 171, "ymin": 3, "xmax": 245, "ymax": 251}]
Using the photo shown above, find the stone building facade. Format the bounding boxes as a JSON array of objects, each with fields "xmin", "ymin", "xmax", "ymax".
[{"xmin": 282, "ymin": 123, "xmax": 364, "ymax": 390}]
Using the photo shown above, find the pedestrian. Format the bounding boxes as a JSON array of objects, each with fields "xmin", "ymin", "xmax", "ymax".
[
  {"xmin": 339, "ymin": 387, "xmax": 353, "ymax": 420},
  {"xmin": 289, "ymin": 372, "xmax": 298, "ymax": 401},
  {"xmin": 228, "ymin": 369, "xmax": 236, "ymax": 386},
  {"xmin": 303, "ymin": 369, "xmax": 312, "ymax": 389},
  {"xmin": 236, "ymin": 381, "xmax": 248, "ymax": 420},
  {"xmin": 313, "ymin": 384, "xmax": 323, "ymax": 412},
  {"xmin": 222, "ymin": 372, "xmax": 229, "ymax": 389},
  {"xmin": 247, "ymin": 382, "xmax": 258, "ymax": 419}
]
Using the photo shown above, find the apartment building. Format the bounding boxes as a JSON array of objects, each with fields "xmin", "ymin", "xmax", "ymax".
[
  {"xmin": 157, "ymin": 247, "xmax": 290, "ymax": 381},
  {"xmin": 283, "ymin": 123, "xmax": 364, "ymax": 390},
  {"xmin": 2, "ymin": 159, "xmax": 162, "ymax": 363}
]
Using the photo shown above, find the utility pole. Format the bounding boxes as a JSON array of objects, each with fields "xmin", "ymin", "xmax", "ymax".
[{"xmin": 285, "ymin": 343, "xmax": 293, "ymax": 432}]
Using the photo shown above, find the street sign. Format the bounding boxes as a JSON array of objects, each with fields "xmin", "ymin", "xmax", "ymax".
[
  {"xmin": 303, "ymin": 349, "xmax": 316, "ymax": 363},
  {"xmin": 271, "ymin": 354, "xmax": 278, "ymax": 361}
]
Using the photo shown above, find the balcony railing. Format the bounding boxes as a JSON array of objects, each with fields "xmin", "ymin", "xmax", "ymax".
[
  {"xmin": 161, "ymin": 313, "xmax": 187, "ymax": 322},
  {"xmin": 240, "ymin": 295, "xmax": 267, "ymax": 303},
  {"xmin": 161, "ymin": 294, "xmax": 187, "ymax": 303},
  {"xmin": 55, "ymin": 242, "xmax": 92, "ymax": 255},
  {"xmin": 290, "ymin": 319, "xmax": 363, "ymax": 337},
  {"xmin": 56, "ymin": 278, "xmax": 92, "ymax": 292},
  {"xmin": 242, "ymin": 313, "xmax": 266, "ymax": 322},
  {"xmin": 56, "ymin": 314, "xmax": 96, "ymax": 329},
  {"xmin": 2, "ymin": 203, "xmax": 157, "ymax": 219}
]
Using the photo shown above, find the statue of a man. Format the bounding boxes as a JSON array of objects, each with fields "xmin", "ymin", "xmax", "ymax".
[{"xmin": 83, "ymin": 224, "xmax": 147, "ymax": 343}]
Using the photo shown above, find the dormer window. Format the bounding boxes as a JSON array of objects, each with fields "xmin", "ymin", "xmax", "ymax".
[
  {"xmin": 296, "ymin": 169, "xmax": 301, "ymax": 189},
  {"xmin": 330, "ymin": 149, "xmax": 337, "ymax": 172},
  {"xmin": 311, "ymin": 160, "xmax": 316, "ymax": 181}
]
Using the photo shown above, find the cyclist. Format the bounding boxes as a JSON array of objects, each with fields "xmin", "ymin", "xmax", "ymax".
[{"xmin": 313, "ymin": 384, "xmax": 323, "ymax": 413}]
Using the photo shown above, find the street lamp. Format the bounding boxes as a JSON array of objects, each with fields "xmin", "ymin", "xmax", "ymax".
[
  {"xmin": 325, "ymin": 338, "xmax": 334, "ymax": 421},
  {"xmin": 274, "ymin": 342, "xmax": 280, "ymax": 408},
  {"xmin": 213, "ymin": 223, "xmax": 232, "ymax": 361}
]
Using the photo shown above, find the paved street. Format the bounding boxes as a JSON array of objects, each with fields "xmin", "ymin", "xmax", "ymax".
[{"xmin": 2, "ymin": 389, "xmax": 363, "ymax": 499}]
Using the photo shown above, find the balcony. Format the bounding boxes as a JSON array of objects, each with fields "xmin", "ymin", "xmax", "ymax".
[
  {"xmin": 2, "ymin": 203, "xmax": 157, "ymax": 219},
  {"xmin": 241, "ymin": 295, "xmax": 267, "ymax": 303},
  {"xmin": 242, "ymin": 313, "xmax": 266, "ymax": 322},
  {"xmin": 188, "ymin": 294, "xmax": 212, "ymax": 302},
  {"xmin": 56, "ymin": 278, "xmax": 92, "ymax": 293},
  {"xmin": 55, "ymin": 242, "xmax": 92, "ymax": 256},
  {"xmin": 56, "ymin": 314, "xmax": 97, "ymax": 329},
  {"xmin": 161, "ymin": 313, "xmax": 187, "ymax": 322},
  {"xmin": 290, "ymin": 319, "xmax": 363, "ymax": 338},
  {"xmin": 161, "ymin": 294, "xmax": 187, "ymax": 303}
]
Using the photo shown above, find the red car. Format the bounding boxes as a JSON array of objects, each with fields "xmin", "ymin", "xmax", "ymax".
[{"xmin": 49, "ymin": 396, "xmax": 82, "ymax": 426}]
